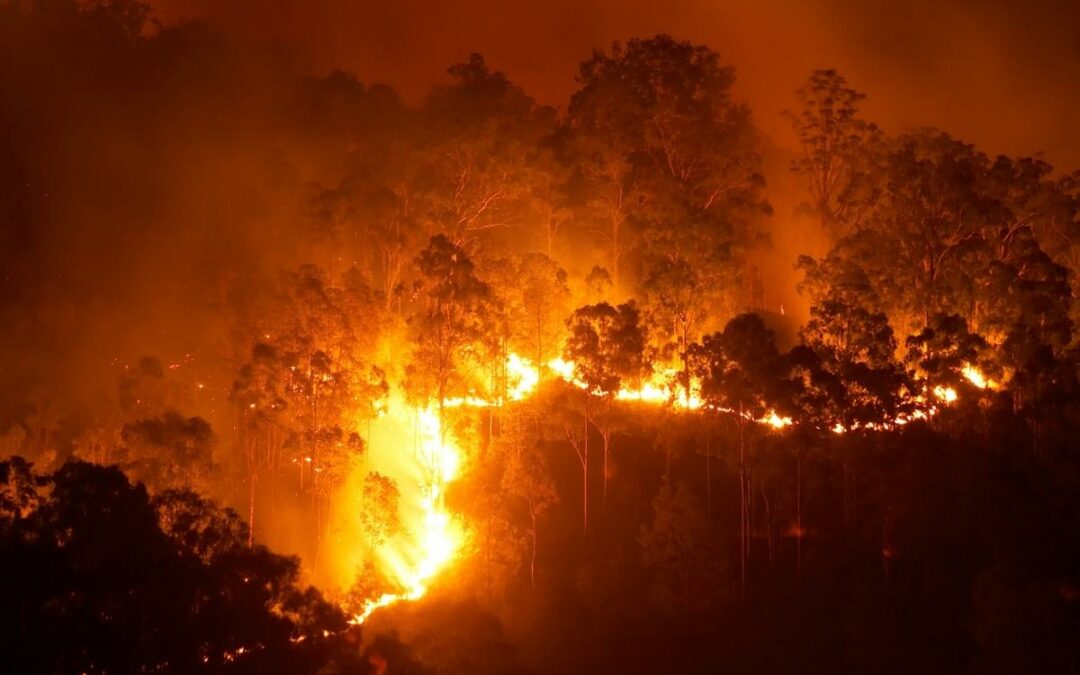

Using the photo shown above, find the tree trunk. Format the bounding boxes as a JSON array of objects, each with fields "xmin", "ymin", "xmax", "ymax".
[
  {"xmin": 583, "ymin": 396, "xmax": 590, "ymax": 537},
  {"xmin": 739, "ymin": 418, "xmax": 747, "ymax": 604},
  {"xmin": 706, "ymin": 429, "xmax": 712, "ymax": 514},
  {"xmin": 880, "ymin": 484, "xmax": 890, "ymax": 582},
  {"xmin": 762, "ymin": 486, "xmax": 773, "ymax": 567},
  {"xmin": 601, "ymin": 428, "xmax": 611, "ymax": 507},
  {"xmin": 529, "ymin": 503, "xmax": 538, "ymax": 588},
  {"xmin": 247, "ymin": 462, "xmax": 256, "ymax": 547},
  {"xmin": 536, "ymin": 311, "xmax": 543, "ymax": 381},
  {"xmin": 796, "ymin": 448, "xmax": 802, "ymax": 583},
  {"xmin": 842, "ymin": 438, "xmax": 851, "ymax": 531},
  {"xmin": 241, "ymin": 420, "xmax": 256, "ymax": 548},
  {"xmin": 611, "ymin": 212, "xmax": 620, "ymax": 292}
]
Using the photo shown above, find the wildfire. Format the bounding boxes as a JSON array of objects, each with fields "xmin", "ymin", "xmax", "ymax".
[
  {"xmin": 762, "ymin": 411, "xmax": 793, "ymax": 429},
  {"xmin": 506, "ymin": 352, "xmax": 541, "ymax": 401},
  {"xmin": 933, "ymin": 385, "xmax": 958, "ymax": 403},
  {"xmin": 353, "ymin": 488, "xmax": 460, "ymax": 624},
  {"xmin": 348, "ymin": 353, "xmax": 987, "ymax": 623},
  {"xmin": 538, "ymin": 356, "xmax": 704, "ymax": 408},
  {"xmin": 347, "ymin": 398, "xmax": 464, "ymax": 625},
  {"xmin": 546, "ymin": 356, "xmax": 583, "ymax": 387},
  {"xmin": 962, "ymin": 365, "xmax": 996, "ymax": 390}
]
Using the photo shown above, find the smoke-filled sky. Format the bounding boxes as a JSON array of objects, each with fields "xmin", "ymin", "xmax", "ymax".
[
  {"xmin": 152, "ymin": 0, "xmax": 1080, "ymax": 169},
  {"xmin": 3, "ymin": 0, "xmax": 1078, "ymax": 435}
]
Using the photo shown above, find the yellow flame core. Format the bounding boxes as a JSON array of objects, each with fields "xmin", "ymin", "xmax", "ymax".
[
  {"xmin": 933, "ymin": 385, "xmax": 959, "ymax": 403},
  {"xmin": 350, "ymin": 354, "xmax": 982, "ymax": 622},
  {"xmin": 351, "ymin": 402, "xmax": 464, "ymax": 625},
  {"xmin": 506, "ymin": 352, "xmax": 541, "ymax": 401},
  {"xmin": 962, "ymin": 365, "xmax": 998, "ymax": 390}
]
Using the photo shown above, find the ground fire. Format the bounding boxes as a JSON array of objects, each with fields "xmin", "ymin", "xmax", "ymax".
[{"xmin": 2, "ymin": 2, "xmax": 1079, "ymax": 674}]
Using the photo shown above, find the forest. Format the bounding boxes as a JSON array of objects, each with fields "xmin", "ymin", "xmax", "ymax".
[{"xmin": 1, "ymin": 1, "xmax": 1079, "ymax": 673}]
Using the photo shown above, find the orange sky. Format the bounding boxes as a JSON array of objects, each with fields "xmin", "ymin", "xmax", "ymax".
[{"xmin": 150, "ymin": 0, "xmax": 1080, "ymax": 170}]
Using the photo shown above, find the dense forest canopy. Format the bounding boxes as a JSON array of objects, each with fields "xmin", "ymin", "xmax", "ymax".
[{"xmin": 1, "ymin": 2, "xmax": 1079, "ymax": 674}]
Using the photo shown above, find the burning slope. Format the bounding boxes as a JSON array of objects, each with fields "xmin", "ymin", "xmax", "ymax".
[
  {"xmin": 343, "ymin": 351, "xmax": 997, "ymax": 623},
  {"xmin": 323, "ymin": 392, "xmax": 464, "ymax": 625}
]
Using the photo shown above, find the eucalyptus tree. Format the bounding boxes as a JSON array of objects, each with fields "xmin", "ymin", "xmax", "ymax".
[
  {"xmin": 415, "ymin": 54, "xmax": 555, "ymax": 247},
  {"xmin": 564, "ymin": 301, "xmax": 647, "ymax": 531},
  {"xmin": 406, "ymin": 235, "xmax": 497, "ymax": 426},
  {"xmin": 564, "ymin": 35, "xmax": 768, "ymax": 296},
  {"xmin": 691, "ymin": 313, "xmax": 782, "ymax": 601},
  {"xmin": 788, "ymin": 69, "xmax": 883, "ymax": 240}
]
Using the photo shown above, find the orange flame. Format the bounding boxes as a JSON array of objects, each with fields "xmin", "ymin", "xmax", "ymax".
[
  {"xmin": 349, "ymin": 353, "xmax": 981, "ymax": 622},
  {"xmin": 348, "ymin": 400, "xmax": 464, "ymax": 624}
]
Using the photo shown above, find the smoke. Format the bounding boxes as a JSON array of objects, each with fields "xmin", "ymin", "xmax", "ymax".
[
  {"xmin": 142, "ymin": 0, "xmax": 1080, "ymax": 324},
  {"xmin": 6, "ymin": 0, "xmax": 1075, "ymax": 435},
  {"xmin": 3, "ymin": 0, "xmax": 1077, "ymax": 541},
  {"xmin": 150, "ymin": 0, "xmax": 1080, "ymax": 168},
  {"xmin": 0, "ymin": 12, "xmax": 314, "ymax": 436}
]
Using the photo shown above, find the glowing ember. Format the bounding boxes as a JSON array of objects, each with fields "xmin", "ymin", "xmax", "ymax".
[
  {"xmin": 762, "ymin": 412, "xmax": 793, "ymax": 429},
  {"xmin": 933, "ymin": 385, "xmax": 958, "ymax": 403},
  {"xmin": 962, "ymin": 365, "xmax": 996, "ymax": 389}
]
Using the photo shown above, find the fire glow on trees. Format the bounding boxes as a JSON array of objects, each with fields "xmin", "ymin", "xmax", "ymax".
[
  {"xmin": 336, "ymin": 393, "xmax": 466, "ymax": 625},
  {"xmin": 346, "ymin": 350, "xmax": 997, "ymax": 624}
]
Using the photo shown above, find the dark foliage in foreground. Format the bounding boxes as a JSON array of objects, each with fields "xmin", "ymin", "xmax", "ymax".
[
  {"xmin": 0, "ymin": 458, "xmax": 357, "ymax": 674},
  {"xmin": 2, "ymin": 1, "xmax": 1080, "ymax": 674}
]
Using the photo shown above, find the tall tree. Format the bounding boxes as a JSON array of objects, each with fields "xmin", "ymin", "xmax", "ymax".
[
  {"xmin": 641, "ymin": 255, "xmax": 707, "ymax": 403},
  {"xmin": 565, "ymin": 301, "xmax": 647, "ymax": 517},
  {"xmin": 415, "ymin": 53, "xmax": 555, "ymax": 246},
  {"xmin": 639, "ymin": 481, "xmax": 717, "ymax": 617},
  {"xmin": 118, "ymin": 411, "xmax": 215, "ymax": 493},
  {"xmin": 406, "ymin": 235, "xmax": 498, "ymax": 425},
  {"xmin": 0, "ymin": 459, "xmax": 349, "ymax": 674},
  {"xmin": 489, "ymin": 252, "xmax": 572, "ymax": 380},
  {"xmin": 904, "ymin": 312, "xmax": 992, "ymax": 395},
  {"xmin": 565, "ymin": 35, "xmax": 767, "ymax": 293},
  {"xmin": 503, "ymin": 434, "xmax": 557, "ymax": 588},
  {"xmin": 358, "ymin": 471, "xmax": 403, "ymax": 555},
  {"xmin": 789, "ymin": 69, "xmax": 883, "ymax": 239},
  {"xmin": 691, "ymin": 313, "xmax": 781, "ymax": 601}
]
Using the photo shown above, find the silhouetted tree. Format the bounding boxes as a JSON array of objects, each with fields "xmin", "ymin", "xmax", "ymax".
[
  {"xmin": 788, "ymin": 69, "xmax": 883, "ymax": 239},
  {"xmin": 565, "ymin": 301, "xmax": 647, "ymax": 522},
  {"xmin": 639, "ymin": 481, "xmax": 717, "ymax": 617},
  {"xmin": 691, "ymin": 313, "xmax": 782, "ymax": 600}
]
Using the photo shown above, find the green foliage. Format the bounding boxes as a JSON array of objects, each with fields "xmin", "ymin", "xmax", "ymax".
[
  {"xmin": 801, "ymin": 299, "xmax": 911, "ymax": 429},
  {"xmin": 119, "ymin": 411, "xmax": 215, "ymax": 491},
  {"xmin": 692, "ymin": 313, "xmax": 782, "ymax": 419},
  {"xmin": 904, "ymin": 313, "xmax": 991, "ymax": 388}
]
